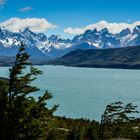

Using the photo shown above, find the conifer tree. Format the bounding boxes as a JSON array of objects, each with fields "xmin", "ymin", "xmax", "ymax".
[
  {"xmin": 99, "ymin": 101, "xmax": 139, "ymax": 140},
  {"xmin": 0, "ymin": 42, "xmax": 58, "ymax": 140}
]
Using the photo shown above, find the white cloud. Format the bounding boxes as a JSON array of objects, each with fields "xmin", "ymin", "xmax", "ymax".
[
  {"xmin": 19, "ymin": 6, "xmax": 33, "ymax": 12},
  {"xmin": 0, "ymin": 0, "xmax": 6, "ymax": 6},
  {"xmin": 0, "ymin": 18, "xmax": 57, "ymax": 32},
  {"xmin": 64, "ymin": 20, "xmax": 140, "ymax": 35}
]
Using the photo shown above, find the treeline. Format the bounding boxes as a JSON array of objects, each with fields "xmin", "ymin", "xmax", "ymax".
[
  {"xmin": 43, "ymin": 116, "xmax": 140, "ymax": 140},
  {"xmin": 0, "ymin": 43, "xmax": 140, "ymax": 140}
]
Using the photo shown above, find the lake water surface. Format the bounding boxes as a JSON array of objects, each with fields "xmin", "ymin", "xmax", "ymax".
[{"xmin": 0, "ymin": 65, "xmax": 140, "ymax": 121}]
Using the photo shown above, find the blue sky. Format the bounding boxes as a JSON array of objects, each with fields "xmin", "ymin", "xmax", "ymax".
[{"xmin": 0, "ymin": 0, "xmax": 140, "ymax": 38}]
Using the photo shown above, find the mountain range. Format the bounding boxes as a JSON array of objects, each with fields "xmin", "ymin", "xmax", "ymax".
[{"xmin": 1, "ymin": 25, "xmax": 140, "ymax": 59}]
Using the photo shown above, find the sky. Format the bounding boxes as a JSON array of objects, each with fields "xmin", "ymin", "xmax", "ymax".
[{"xmin": 0, "ymin": 0, "xmax": 140, "ymax": 38}]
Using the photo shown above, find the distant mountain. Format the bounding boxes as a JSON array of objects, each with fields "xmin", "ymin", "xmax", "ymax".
[
  {"xmin": 1, "ymin": 26, "xmax": 140, "ymax": 59},
  {"xmin": 47, "ymin": 46, "xmax": 140, "ymax": 69},
  {"xmin": 71, "ymin": 26, "xmax": 140, "ymax": 49},
  {"xmin": 0, "ymin": 28, "xmax": 71, "ymax": 59}
]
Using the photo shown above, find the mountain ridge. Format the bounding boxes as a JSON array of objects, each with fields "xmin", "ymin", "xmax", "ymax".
[
  {"xmin": 1, "ymin": 25, "xmax": 140, "ymax": 59},
  {"xmin": 47, "ymin": 45, "xmax": 140, "ymax": 69}
]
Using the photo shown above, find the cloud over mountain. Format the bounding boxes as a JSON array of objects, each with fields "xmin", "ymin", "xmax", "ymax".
[
  {"xmin": 64, "ymin": 20, "xmax": 140, "ymax": 35},
  {"xmin": 0, "ymin": 18, "xmax": 57, "ymax": 32}
]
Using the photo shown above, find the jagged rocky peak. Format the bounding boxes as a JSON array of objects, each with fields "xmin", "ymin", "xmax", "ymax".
[
  {"xmin": 84, "ymin": 29, "xmax": 99, "ymax": 36},
  {"xmin": 48, "ymin": 35, "xmax": 71, "ymax": 43},
  {"xmin": 36, "ymin": 33, "xmax": 47, "ymax": 41},
  {"xmin": 72, "ymin": 29, "xmax": 99, "ymax": 43},
  {"xmin": 133, "ymin": 25, "xmax": 140, "ymax": 34},
  {"xmin": 100, "ymin": 27, "xmax": 108, "ymax": 32},
  {"xmin": 22, "ymin": 27, "xmax": 36, "ymax": 36},
  {"xmin": 84, "ymin": 29, "xmax": 92, "ymax": 34},
  {"xmin": 21, "ymin": 27, "xmax": 48, "ymax": 42},
  {"xmin": 84, "ymin": 29, "xmax": 94, "ymax": 35},
  {"xmin": 82, "ymin": 28, "xmax": 98, "ymax": 35},
  {"xmin": 22, "ymin": 27, "xmax": 32, "ymax": 34},
  {"xmin": 100, "ymin": 28, "xmax": 110, "ymax": 36},
  {"xmin": 118, "ymin": 28, "xmax": 131, "ymax": 37},
  {"xmin": 49, "ymin": 35, "xmax": 62, "ymax": 41}
]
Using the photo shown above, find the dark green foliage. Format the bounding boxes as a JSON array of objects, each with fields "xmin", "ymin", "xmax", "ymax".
[
  {"xmin": 67, "ymin": 129, "xmax": 81, "ymax": 140},
  {"xmin": 0, "ymin": 43, "xmax": 58, "ymax": 140},
  {"xmin": 47, "ymin": 117, "xmax": 99, "ymax": 140},
  {"xmin": 83, "ymin": 127, "xmax": 97, "ymax": 140},
  {"xmin": 100, "ymin": 101, "xmax": 139, "ymax": 140}
]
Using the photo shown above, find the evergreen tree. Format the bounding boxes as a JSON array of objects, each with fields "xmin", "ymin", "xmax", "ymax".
[
  {"xmin": 99, "ymin": 101, "xmax": 139, "ymax": 140},
  {"xmin": 0, "ymin": 42, "xmax": 58, "ymax": 140}
]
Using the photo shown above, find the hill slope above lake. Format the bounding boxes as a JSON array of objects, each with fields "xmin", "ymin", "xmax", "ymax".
[{"xmin": 47, "ymin": 46, "xmax": 140, "ymax": 69}]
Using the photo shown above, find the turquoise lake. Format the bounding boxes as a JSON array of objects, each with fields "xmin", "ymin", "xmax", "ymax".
[{"xmin": 0, "ymin": 65, "xmax": 140, "ymax": 121}]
